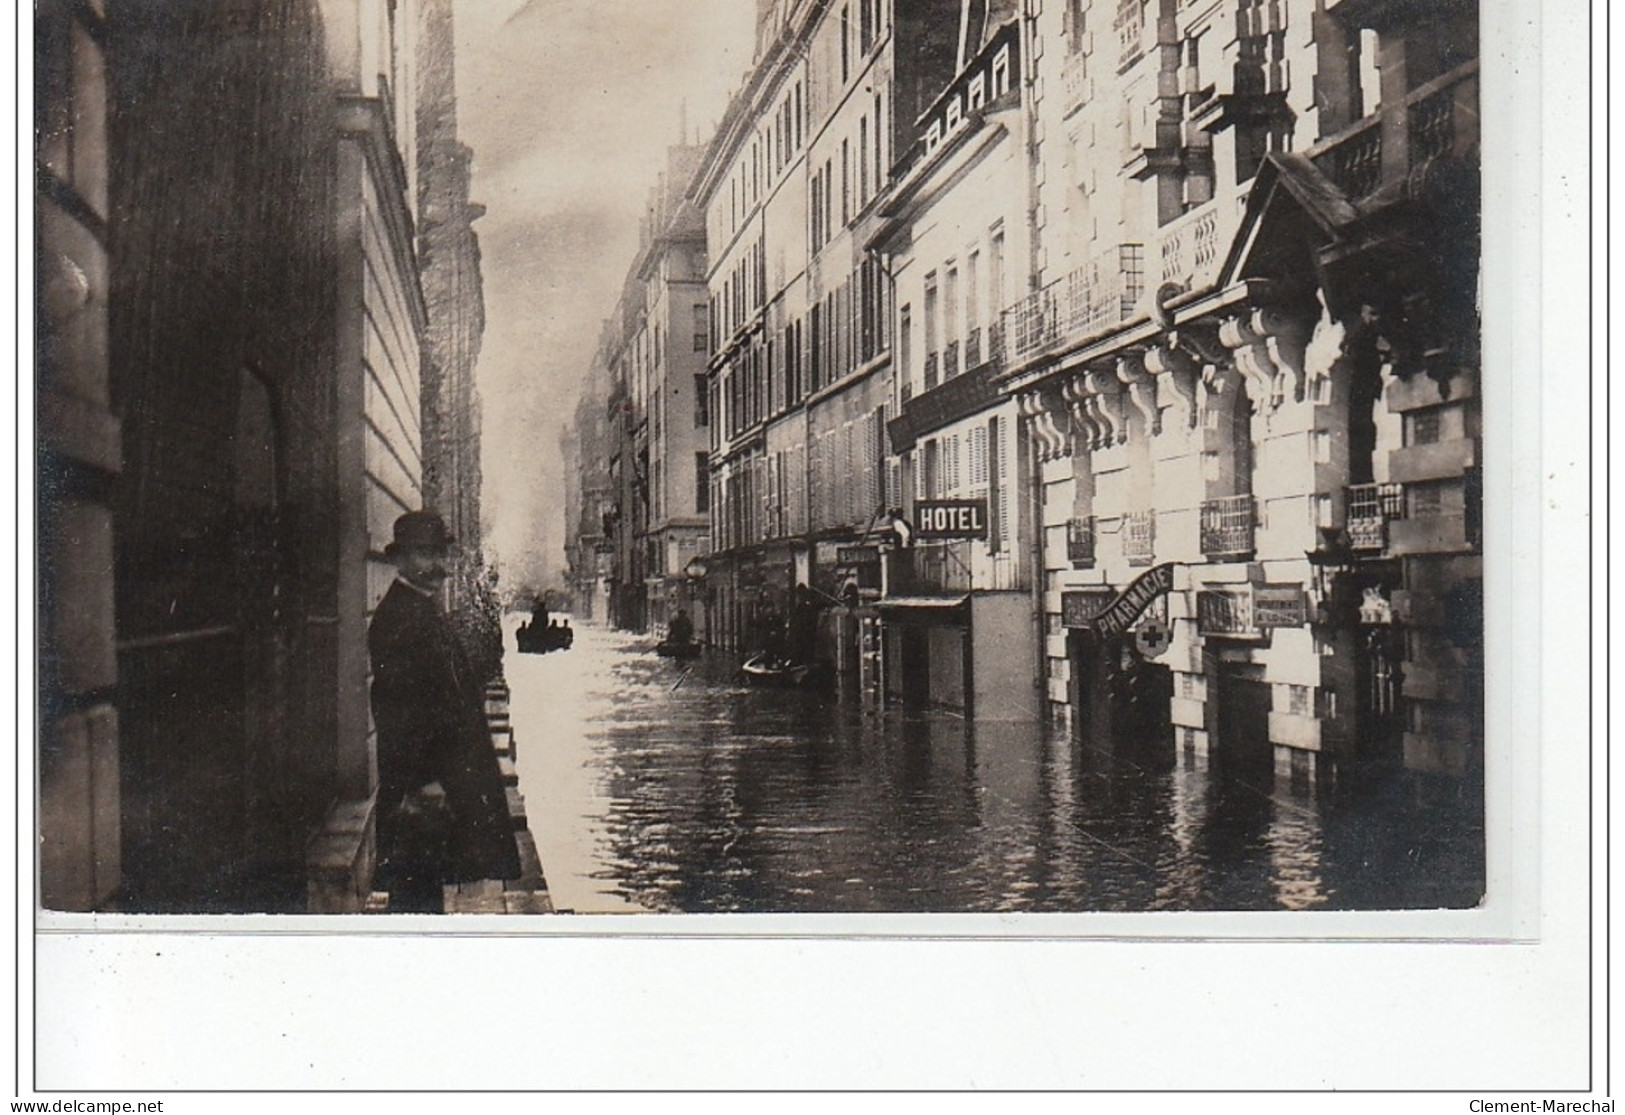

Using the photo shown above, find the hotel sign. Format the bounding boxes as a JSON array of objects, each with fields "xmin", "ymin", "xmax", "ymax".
[{"xmin": 914, "ymin": 499, "xmax": 989, "ymax": 540}]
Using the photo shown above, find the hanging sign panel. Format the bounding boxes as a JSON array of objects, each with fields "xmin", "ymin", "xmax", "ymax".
[
  {"xmin": 1196, "ymin": 588, "xmax": 1260, "ymax": 638},
  {"xmin": 1253, "ymin": 583, "xmax": 1308, "ymax": 629},
  {"xmin": 1061, "ymin": 587, "xmax": 1119, "ymax": 629}
]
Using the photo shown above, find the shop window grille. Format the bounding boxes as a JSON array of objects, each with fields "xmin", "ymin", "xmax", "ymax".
[
  {"xmin": 1345, "ymin": 482, "xmax": 1404, "ymax": 553},
  {"xmin": 1199, "ymin": 495, "xmax": 1256, "ymax": 560},
  {"xmin": 1122, "ymin": 509, "xmax": 1156, "ymax": 566}
]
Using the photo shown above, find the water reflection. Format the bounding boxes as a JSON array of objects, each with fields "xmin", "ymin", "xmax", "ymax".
[{"xmin": 512, "ymin": 623, "xmax": 1484, "ymax": 914}]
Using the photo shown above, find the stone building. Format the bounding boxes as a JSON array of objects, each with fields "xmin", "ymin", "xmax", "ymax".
[
  {"xmin": 36, "ymin": 0, "xmax": 489, "ymax": 912},
  {"xmin": 567, "ymin": 0, "xmax": 1481, "ymax": 797},
  {"xmin": 999, "ymin": 0, "xmax": 1480, "ymax": 787},
  {"xmin": 693, "ymin": 0, "xmax": 963, "ymax": 667},
  {"xmin": 870, "ymin": 14, "xmax": 1038, "ymax": 718}
]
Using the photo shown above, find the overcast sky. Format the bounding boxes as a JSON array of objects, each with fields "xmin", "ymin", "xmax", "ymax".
[{"xmin": 451, "ymin": 0, "xmax": 755, "ymax": 595}]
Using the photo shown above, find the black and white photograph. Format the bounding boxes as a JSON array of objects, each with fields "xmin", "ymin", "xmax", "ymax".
[{"xmin": 25, "ymin": 0, "xmax": 1594, "ymax": 1098}]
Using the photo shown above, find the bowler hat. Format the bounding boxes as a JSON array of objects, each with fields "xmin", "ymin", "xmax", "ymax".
[{"xmin": 385, "ymin": 510, "xmax": 455, "ymax": 556}]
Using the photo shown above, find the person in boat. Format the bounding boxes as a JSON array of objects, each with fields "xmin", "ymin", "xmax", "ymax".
[{"xmin": 668, "ymin": 609, "xmax": 694, "ymax": 646}]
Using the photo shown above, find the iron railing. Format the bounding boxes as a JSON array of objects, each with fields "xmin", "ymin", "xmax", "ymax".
[
  {"xmin": 1067, "ymin": 516, "xmax": 1096, "ymax": 568},
  {"xmin": 1001, "ymin": 244, "xmax": 1143, "ymax": 366},
  {"xmin": 1345, "ymin": 482, "xmax": 1404, "ymax": 554},
  {"xmin": 1122, "ymin": 509, "xmax": 1156, "ymax": 566},
  {"xmin": 1199, "ymin": 495, "xmax": 1256, "ymax": 560}
]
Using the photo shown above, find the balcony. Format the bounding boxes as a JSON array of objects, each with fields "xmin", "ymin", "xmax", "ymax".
[
  {"xmin": 964, "ymin": 327, "xmax": 982, "ymax": 371},
  {"xmin": 1002, "ymin": 244, "xmax": 1144, "ymax": 367},
  {"xmin": 1067, "ymin": 516, "xmax": 1096, "ymax": 568},
  {"xmin": 1158, "ymin": 201, "xmax": 1224, "ymax": 292},
  {"xmin": 1122, "ymin": 510, "xmax": 1156, "ymax": 567},
  {"xmin": 923, "ymin": 350, "xmax": 940, "ymax": 391},
  {"xmin": 943, "ymin": 339, "xmax": 960, "ymax": 380},
  {"xmin": 1199, "ymin": 495, "xmax": 1256, "ymax": 561},
  {"xmin": 1345, "ymin": 482, "xmax": 1404, "ymax": 554},
  {"xmin": 1308, "ymin": 59, "xmax": 1479, "ymax": 204}
]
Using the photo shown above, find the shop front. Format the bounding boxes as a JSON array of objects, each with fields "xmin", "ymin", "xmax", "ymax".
[{"xmin": 1061, "ymin": 571, "xmax": 1175, "ymax": 764}]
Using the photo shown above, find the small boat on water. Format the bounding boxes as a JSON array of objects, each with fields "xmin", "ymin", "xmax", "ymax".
[
  {"xmin": 517, "ymin": 621, "xmax": 573, "ymax": 654},
  {"xmin": 740, "ymin": 651, "xmax": 814, "ymax": 687},
  {"xmin": 655, "ymin": 640, "xmax": 703, "ymax": 660}
]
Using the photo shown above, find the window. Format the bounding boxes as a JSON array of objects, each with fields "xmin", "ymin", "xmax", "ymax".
[
  {"xmin": 841, "ymin": 138, "xmax": 851, "ymax": 224},
  {"xmin": 966, "ymin": 250, "xmax": 981, "ymax": 335},
  {"xmin": 874, "ymin": 91, "xmax": 884, "ymax": 183},
  {"xmin": 841, "ymin": 4, "xmax": 851, "ymax": 84},
  {"xmin": 898, "ymin": 304, "xmax": 913, "ymax": 396},
  {"xmin": 929, "ymin": 271, "xmax": 942, "ymax": 362},
  {"xmin": 987, "ymin": 417, "xmax": 1003, "ymax": 552},
  {"xmin": 694, "ymin": 302, "xmax": 708, "ymax": 351},
  {"xmin": 989, "ymin": 225, "xmax": 1006, "ymax": 313},
  {"xmin": 992, "ymin": 44, "xmax": 1012, "ymax": 96},
  {"xmin": 811, "ymin": 172, "xmax": 823, "ymax": 248},
  {"xmin": 696, "ymin": 453, "xmax": 710, "ymax": 512},
  {"xmin": 694, "ymin": 375, "xmax": 709, "ymax": 426},
  {"xmin": 859, "ymin": 116, "xmax": 869, "ymax": 202}
]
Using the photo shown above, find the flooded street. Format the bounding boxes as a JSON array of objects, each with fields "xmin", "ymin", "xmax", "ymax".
[{"xmin": 509, "ymin": 620, "xmax": 1483, "ymax": 915}]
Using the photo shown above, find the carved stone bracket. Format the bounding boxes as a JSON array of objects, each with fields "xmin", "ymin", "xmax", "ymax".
[
  {"xmin": 1143, "ymin": 343, "xmax": 1201, "ymax": 430},
  {"xmin": 1084, "ymin": 365, "xmax": 1128, "ymax": 447},
  {"xmin": 1253, "ymin": 306, "xmax": 1311, "ymax": 406},
  {"xmin": 1218, "ymin": 314, "xmax": 1278, "ymax": 407},
  {"xmin": 1061, "ymin": 373, "xmax": 1104, "ymax": 453},
  {"xmin": 1116, "ymin": 353, "xmax": 1161, "ymax": 436},
  {"xmin": 1017, "ymin": 389, "xmax": 1072, "ymax": 462}
]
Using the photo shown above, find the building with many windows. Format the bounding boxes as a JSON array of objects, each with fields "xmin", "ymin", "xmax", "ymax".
[
  {"xmin": 694, "ymin": 0, "xmax": 962, "ymax": 670},
  {"xmin": 571, "ymin": 0, "xmax": 1481, "ymax": 796}
]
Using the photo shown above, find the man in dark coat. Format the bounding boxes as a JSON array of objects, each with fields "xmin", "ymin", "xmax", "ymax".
[{"xmin": 370, "ymin": 510, "xmax": 521, "ymax": 911}]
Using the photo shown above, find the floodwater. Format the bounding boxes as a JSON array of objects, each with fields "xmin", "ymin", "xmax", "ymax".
[{"xmin": 508, "ymin": 620, "xmax": 1483, "ymax": 915}]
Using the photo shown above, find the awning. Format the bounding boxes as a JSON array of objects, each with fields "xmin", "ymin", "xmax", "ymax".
[{"xmin": 876, "ymin": 594, "xmax": 971, "ymax": 623}]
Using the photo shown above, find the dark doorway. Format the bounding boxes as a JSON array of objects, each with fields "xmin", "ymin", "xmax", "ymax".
[
  {"xmin": 1070, "ymin": 632, "xmax": 1174, "ymax": 765},
  {"xmin": 1214, "ymin": 660, "xmax": 1274, "ymax": 777}
]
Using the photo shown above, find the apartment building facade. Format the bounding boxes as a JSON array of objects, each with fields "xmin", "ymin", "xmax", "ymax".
[
  {"xmin": 573, "ymin": 0, "xmax": 1481, "ymax": 791},
  {"xmin": 1000, "ymin": 0, "xmax": 1480, "ymax": 784},
  {"xmin": 694, "ymin": 0, "xmax": 962, "ymax": 667}
]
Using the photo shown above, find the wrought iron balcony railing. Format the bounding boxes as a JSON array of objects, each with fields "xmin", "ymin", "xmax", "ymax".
[
  {"xmin": 1345, "ymin": 482, "xmax": 1405, "ymax": 554},
  {"xmin": 1067, "ymin": 516, "xmax": 1096, "ymax": 568},
  {"xmin": 1199, "ymin": 495, "xmax": 1256, "ymax": 561},
  {"xmin": 1001, "ymin": 244, "xmax": 1144, "ymax": 367},
  {"xmin": 923, "ymin": 350, "xmax": 939, "ymax": 391},
  {"xmin": 964, "ymin": 327, "xmax": 982, "ymax": 371},
  {"xmin": 1122, "ymin": 509, "xmax": 1156, "ymax": 567},
  {"xmin": 943, "ymin": 339, "xmax": 960, "ymax": 380}
]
